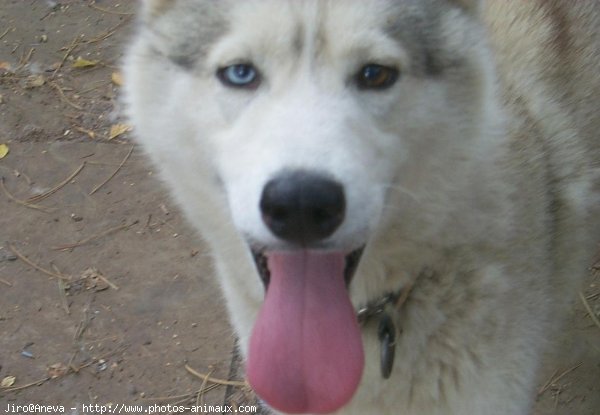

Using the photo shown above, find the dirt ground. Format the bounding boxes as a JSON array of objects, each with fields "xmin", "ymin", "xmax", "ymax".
[{"xmin": 0, "ymin": 2, "xmax": 598, "ymax": 414}]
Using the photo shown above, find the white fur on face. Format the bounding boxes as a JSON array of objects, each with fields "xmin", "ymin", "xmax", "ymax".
[
  {"xmin": 126, "ymin": 0, "xmax": 498, "ymax": 257},
  {"xmin": 188, "ymin": 0, "xmax": 494, "ymax": 251}
]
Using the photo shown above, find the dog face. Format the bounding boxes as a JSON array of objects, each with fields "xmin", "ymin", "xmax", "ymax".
[
  {"xmin": 126, "ymin": 1, "xmax": 502, "ymax": 413},
  {"xmin": 131, "ymin": 0, "xmax": 495, "ymax": 252}
]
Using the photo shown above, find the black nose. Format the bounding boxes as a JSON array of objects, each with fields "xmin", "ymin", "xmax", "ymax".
[{"xmin": 260, "ymin": 170, "xmax": 346, "ymax": 245}]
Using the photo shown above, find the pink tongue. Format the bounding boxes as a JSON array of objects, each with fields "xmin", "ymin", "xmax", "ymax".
[{"xmin": 247, "ymin": 251, "xmax": 364, "ymax": 414}]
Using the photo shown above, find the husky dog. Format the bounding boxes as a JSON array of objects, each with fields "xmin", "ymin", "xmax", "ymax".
[{"xmin": 124, "ymin": 1, "xmax": 600, "ymax": 414}]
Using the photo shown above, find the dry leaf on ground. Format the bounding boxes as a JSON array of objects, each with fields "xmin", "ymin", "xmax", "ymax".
[
  {"xmin": 23, "ymin": 75, "xmax": 45, "ymax": 88},
  {"xmin": 1, "ymin": 376, "xmax": 16, "ymax": 388},
  {"xmin": 72, "ymin": 57, "xmax": 99, "ymax": 68},
  {"xmin": 0, "ymin": 61, "xmax": 11, "ymax": 72},
  {"xmin": 0, "ymin": 144, "xmax": 8, "ymax": 159},
  {"xmin": 109, "ymin": 124, "xmax": 132, "ymax": 140},
  {"xmin": 111, "ymin": 71, "xmax": 124, "ymax": 86}
]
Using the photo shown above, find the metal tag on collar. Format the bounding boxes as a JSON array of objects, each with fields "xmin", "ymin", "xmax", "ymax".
[
  {"xmin": 378, "ymin": 311, "xmax": 397, "ymax": 379},
  {"xmin": 357, "ymin": 293, "xmax": 394, "ymax": 325}
]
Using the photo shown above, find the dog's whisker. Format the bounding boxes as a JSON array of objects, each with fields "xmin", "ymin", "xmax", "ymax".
[{"xmin": 380, "ymin": 183, "xmax": 422, "ymax": 205}]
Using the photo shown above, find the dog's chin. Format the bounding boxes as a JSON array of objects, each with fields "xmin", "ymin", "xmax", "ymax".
[{"xmin": 251, "ymin": 245, "xmax": 364, "ymax": 291}]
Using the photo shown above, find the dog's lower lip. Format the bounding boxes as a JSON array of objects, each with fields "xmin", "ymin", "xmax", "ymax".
[{"xmin": 251, "ymin": 247, "xmax": 364, "ymax": 290}]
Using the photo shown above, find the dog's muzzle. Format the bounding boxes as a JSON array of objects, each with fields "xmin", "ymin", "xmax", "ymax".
[
  {"xmin": 259, "ymin": 169, "xmax": 346, "ymax": 246},
  {"xmin": 253, "ymin": 168, "xmax": 363, "ymax": 288}
]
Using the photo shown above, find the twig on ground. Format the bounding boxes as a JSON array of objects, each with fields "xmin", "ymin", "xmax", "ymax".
[
  {"xmin": 19, "ymin": 47, "xmax": 35, "ymax": 67},
  {"xmin": 1, "ymin": 376, "xmax": 51, "ymax": 392},
  {"xmin": 0, "ymin": 27, "xmax": 11, "ymax": 41},
  {"xmin": 56, "ymin": 274, "xmax": 71, "ymax": 315},
  {"xmin": 0, "ymin": 277, "xmax": 13, "ymax": 286},
  {"xmin": 89, "ymin": 144, "xmax": 134, "ymax": 195},
  {"xmin": 73, "ymin": 125, "xmax": 98, "ymax": 140},
  {"xmin": 185, "ymin": 364, "xmax": 247, "ymax": 387},
  {"xmin": 538, "ymin": 368, "xmax": 558, "ymax": 396},
  {"xmin": 88, "ymin": 1, "xmax": 134, "ymax": 16},
  {"xmin": 579, "ymin": 291, "xmax": 600, "ymax": 330},
  {"xmin": 538, "ymin": 362, "xmax": 583, "ymax": 396},
  {"xmin": 82, "ymin": 335, "xmax": 119, "ymax": 346},
  {"xmin": 96, "ymin": 273, "xmax": 119, "ymax": 291},
  {"xmin": 27, "ymin": 162, "xmax": 85, "ymax": 203},
  {"xmin": 8, "ymin": 243, "xmax": 70, "ymax": 281},
  {"xmin": 82, "ymin": 18, "xmax": 132, "ymax": 45},
  {"xmin": 52, "ymin": 35, "xmax": 81, "ymax": 79},
  {"xmin": 52, "ymin": 220, "xmax": 139, "ymax": 251},
  {"xmin": 78, "ymin": 80, "xmax": 108, "ymax": 95},
  {"xmin": 586, "ymin": 291, "xmax": 600, "ymax": 301},
  {"xmin": 74, "ymin": 301, "xmax": 93, "ymax": 341},
  {"xmin": 3, "ymin": 345, "xmax": 128, "ymax": 393},
  {"xmin": 67, "ymin": 350, "xmax": 80, "ymax": 373},
  {"xmin": 1, "ymin": 177, "xmax": 55, "ymax": 212},
  {"xmin": 197, "ymin": 367, "xmax": 214, "ymax": 406},
  {"xmin": 49, "ymin": 81, "xmax": 84, "ymax": 110}
]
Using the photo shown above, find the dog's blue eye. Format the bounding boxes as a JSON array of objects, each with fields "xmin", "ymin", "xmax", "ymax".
[
  {"xmin": 356, "ymin": 64, "xmax": 399, "ymax": 90},
  {"xmin": 217, "ymin": 64, "xmax": 260, "ymax": 88}
]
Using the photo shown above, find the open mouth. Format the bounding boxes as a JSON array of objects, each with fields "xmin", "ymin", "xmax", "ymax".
[
  {"xmin": 251, "ymin": 246, "xmax": 364, "ymax": 290},
  {"xmin": 247, "ymin": 246, "xmax": 366, "ymax": 414}
]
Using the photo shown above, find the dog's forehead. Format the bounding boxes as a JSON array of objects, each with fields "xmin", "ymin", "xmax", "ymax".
[
  {"xmin": 223, "ymin": 1, "xmax": 417, "ymax": 49},
  {"xmin": 218, "ymin": 0, "xmax": 456, "ymax": 76},
  {"xmin": 146, "ymin": 0, "xmax": 468, "ymax": 76}
]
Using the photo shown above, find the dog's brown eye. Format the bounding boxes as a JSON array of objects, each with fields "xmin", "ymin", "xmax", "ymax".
[{"xmin": 356, "ymin": 64, "xmax": 399, "ymax": 90}]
